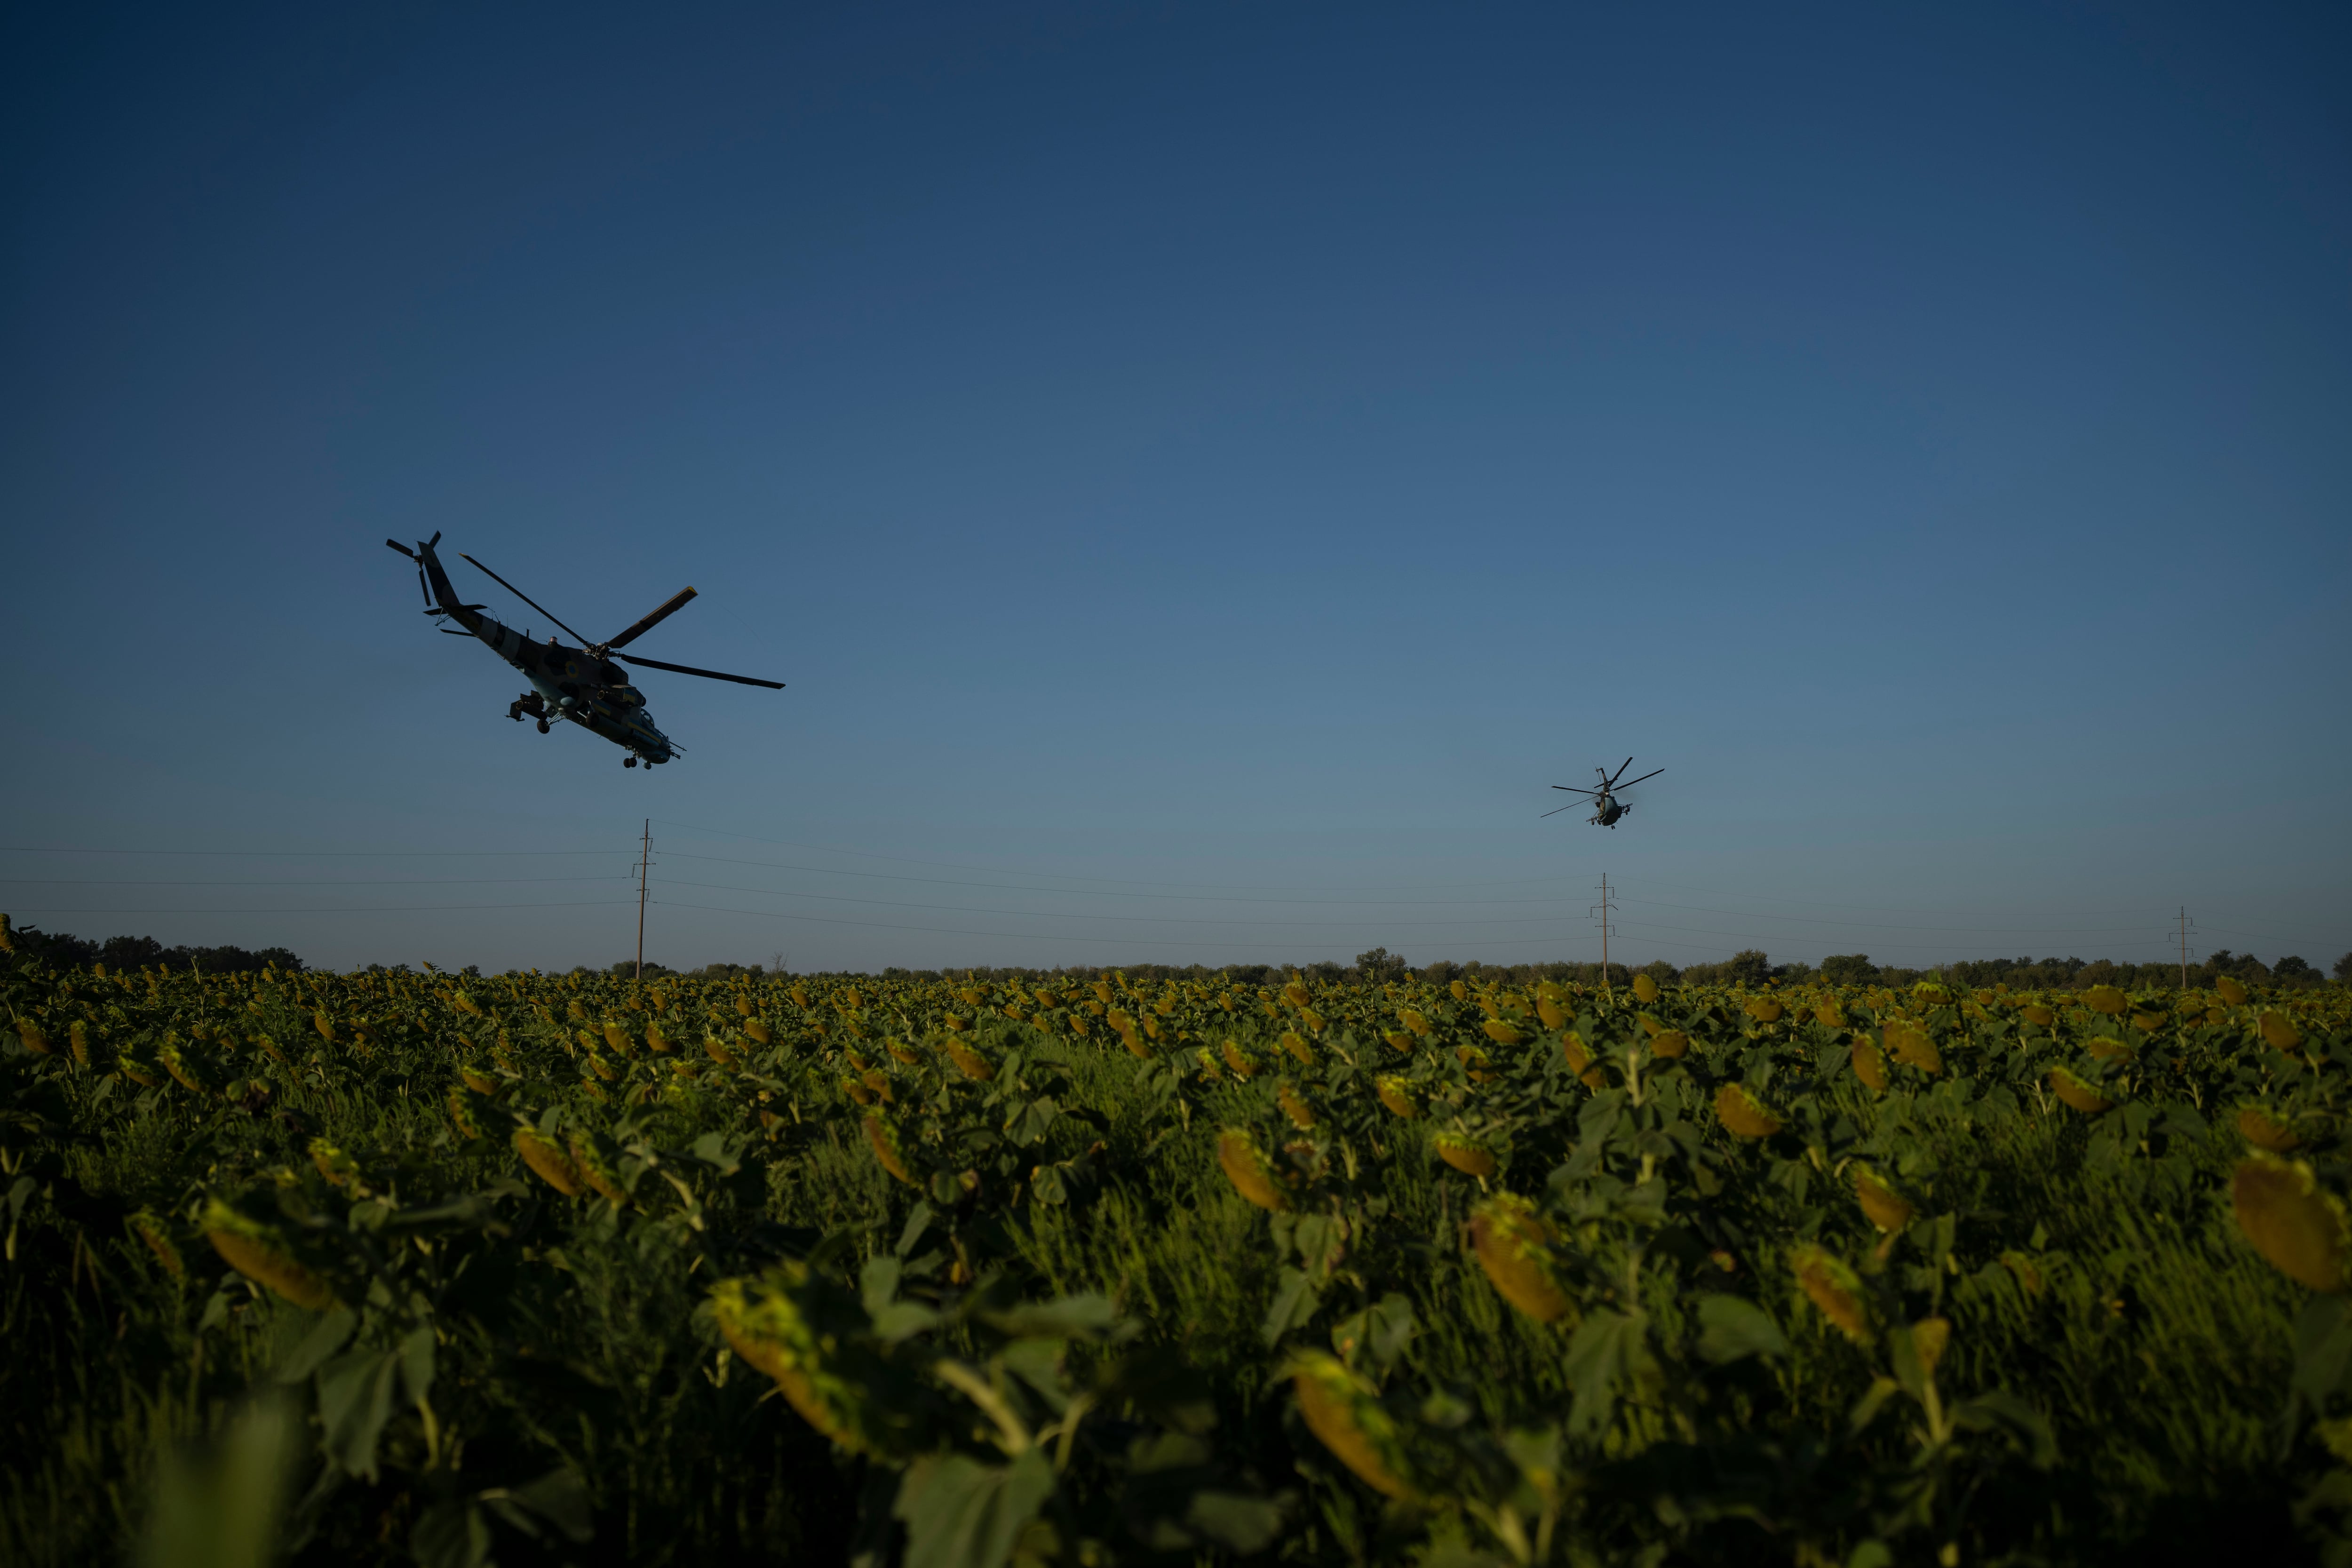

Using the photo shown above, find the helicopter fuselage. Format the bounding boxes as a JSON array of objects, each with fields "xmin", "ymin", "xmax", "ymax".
[
  {"xmin": 420, "ymin": 545, "xmax": 677, "ymax": 764},
  {"xmin": 1546, "ymin": 758, "xmax": 1658, "ymax": 829}
]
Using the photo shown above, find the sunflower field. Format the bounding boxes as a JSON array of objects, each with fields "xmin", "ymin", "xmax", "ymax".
[{"xmin": 4, "ymin": 910, "xmax": 2351, "ymax": 1567}]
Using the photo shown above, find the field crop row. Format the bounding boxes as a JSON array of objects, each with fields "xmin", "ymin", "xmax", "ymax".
[{"xmin": 4, "ymin": 917, "xmax": 2351, "ymax": 1566}]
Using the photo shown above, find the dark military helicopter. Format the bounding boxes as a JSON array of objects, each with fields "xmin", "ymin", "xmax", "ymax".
[
  {"xmin": 1543, "ymin": 758, "xmax": 1662, "ymax": 828},
  {"xmin": 386, "ymin": 533, "xmax": 782, "ymax": 767}
]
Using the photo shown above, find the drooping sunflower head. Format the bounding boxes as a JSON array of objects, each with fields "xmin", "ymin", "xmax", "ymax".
[
  {"xmin": 1716, "ymin": 1083, "xmax": 1783, "ymax": 1139},
  {"xmin": 2238, "ymin": 1105, "xmax": 2303, "ymax": 1153},
  {"xmin": 1852, "ymin": 1164, "xmax": 1915, "ymax": 1233},
  {"xmin": 2260, "ymin": 1011, "xmax": 2303, "ymax": 1052},
  {"xmin": 863, "ymin": 1114, "xmax": 918, "ymax": 1186},
  {"xmin": 2233, "ymin": 1153, "xmax": 2350, "ymax": 1292},
  {"xmin": 711, "ymin": 1268, "xmax": 903, "ymax": 1458},
  {"xmin": 2048, "ymin": 1066, "xmax": 2113, "ymax": 1116},
  {"xmin": 1433, "ymin": 1132, "xmax": 1498, "ymax": 1178},
  {"xmin": 1288, "ymin": 1352, "xmax": 1421, "ymax": 1500},
  {"xmin": 1217, "ymin": 1128, "xmax": 1288, "ymax": 1211},
  {"xmin": 1469, "ymin": 1193, "xmax": 1573, "ymax": 1323},
  {"xmin": 1790, "ymin": 1243, "xmax": 1870, "ymax": 1343},
  {"xmin": 515, "ymin": 1127, "xmax": 585, "ymax": 1196},
  {"xmin": 202, "ymin": 1198, "xmax": 336, "ymax": 1311}
]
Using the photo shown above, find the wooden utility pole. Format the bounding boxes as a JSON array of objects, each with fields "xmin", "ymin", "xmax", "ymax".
[
  {"xmin": 636, "ymin": 820, "xmax": 651, "ymax": 979},
  {"xmin": 2178, "ymin": 907, "xmax": 2190, "ymax": 990}
]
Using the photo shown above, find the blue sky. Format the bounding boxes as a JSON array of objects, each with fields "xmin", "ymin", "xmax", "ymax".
[{"xmin": 5, "ymin": 1, "xmax": 2347, "ymax": 975}]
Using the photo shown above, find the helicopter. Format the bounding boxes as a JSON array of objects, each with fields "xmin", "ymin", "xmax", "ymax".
[
  {"xmin": 386, "ymin": 533, "xmax": 782, "ymax": 768},
  {"xmin": 1543, "ymin": 757, "xmax": 1662, "ymax": 828}
]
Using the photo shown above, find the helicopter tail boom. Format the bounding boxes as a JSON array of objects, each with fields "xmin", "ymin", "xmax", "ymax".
[{"xmin": 413, "ymin": 535, "xmax": 464, "ymax": 618}]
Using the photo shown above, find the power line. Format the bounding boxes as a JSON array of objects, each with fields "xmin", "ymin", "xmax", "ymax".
[
  {"xmin": 1616, "ymin": 897, "xmax": 2177, "ymax": 936},
  {"xmin": 655, "ymin": 850, "xmax": 1599, "ymax": 907},
  {"xmin": 1608, "ymin": 917, "xmax": 2180, "ymax": 956},
  {"xmin": 0, "ymin": 876, "xmax": 631, "ymax": 888},
  {"xmin": 654, "ymin": 820, "xmax": 1604, "ymax": 895},
  {"xmin": 653, "ymin": 852, "xmax": 2239, "ymax": 934},
  {"xmin": 2195, "ymin": 924, "xmax": 2347, "ymax": 946},
  {"xmin": 652, "ymin": 898, "xmax": 1616, "ymax": 953},
  {"xmin": 0, "ymin": 846, "xmax": 629, "ymax": 858},
  {"xmin": 663, "ymin": 827, "xmax": 2258, "ymax": 926},
  {"xmin": 652, "ymin": 876, "xmax": 1625, "ymax": 929},
  {"xmin": 1621, "ymin": 876, "xmax": 2186, "ymax": 920},
  {"xmin": 7, "ymin": 900, "xmax": 639, "ymax": 915}
]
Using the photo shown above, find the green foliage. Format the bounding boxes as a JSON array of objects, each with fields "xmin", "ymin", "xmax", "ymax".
[{"xmin": 0, "ymin": 948, "xmax": 2348, "ymax": 1563}]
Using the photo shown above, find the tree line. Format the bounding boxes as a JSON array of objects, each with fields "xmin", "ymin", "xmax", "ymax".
[
  {"xmin": 2, "ymin": 922, "xmax": 303, "ymax": 975},
  {"xmin": 9, "ymin": 921, "xmax": 2346, "ymax": 990},
  {"xmin": 623, "ymin": 945, "xmax": 2352, "ymax": 992}
]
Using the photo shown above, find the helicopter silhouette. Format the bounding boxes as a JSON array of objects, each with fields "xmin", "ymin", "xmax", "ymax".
[
  {"xmin": 1543, "ymin": 757, "xmax": 1662, "ymax": 828},
  {"xmin": 386, "ymin": 533, "xmax": 782, "ymax": 768}
]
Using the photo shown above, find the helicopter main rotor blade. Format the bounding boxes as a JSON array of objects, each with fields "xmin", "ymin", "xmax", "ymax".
[
  {"xmin": 1539, "ymin": 804, "xmax": 1581, "ymax": 818},
  {"xmin": 385, "ymin": 539, "xmax": 416, "ymax": 559},
  {"xmin": 1608, "ymin": 756, "xmax": 1635, "ymax": 785},
  {"xmin": 606, "ymin": 586, "xmax": 698, "ymax": 651},
  {"xmin": 1618, "ymin": 768, "xmax": 1663, "ymax": 788},
  {"xmin": 616, "ymin": 653, "xmax": 785, "ymax": 689},
  {"xmin": 458, "ymin": 553, "xmax": 593, "ymax": 645},
  {"xmin": 1551, "ymin": 785, "xmax": 1599, "ymax": 796}
]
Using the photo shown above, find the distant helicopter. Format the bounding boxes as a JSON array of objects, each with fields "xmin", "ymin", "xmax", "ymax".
[
  {"xmin": 386, "ymin": 533, "xmax": 782, "ymax": 768},
  {"xmin": 1544, "ymin": 757, "xmax": 1662, "ymax": 828}
]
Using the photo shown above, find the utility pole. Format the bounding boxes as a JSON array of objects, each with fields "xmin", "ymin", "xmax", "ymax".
[
  {"xmin": 2178, "ymin": 907, "xmax": 2190, "ymax": 990},
  {"xmin": 1594, "ymin": 873, "xmax": 1618, "ymax": 993},
  {"xmin": 636, "ymin": 820, "xmax": 651, "ymax": 979}
]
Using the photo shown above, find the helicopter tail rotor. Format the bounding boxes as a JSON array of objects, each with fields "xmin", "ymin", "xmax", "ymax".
[{"xmin": 386, "ymin": 539, "xmax": 433, "ymax": 607}]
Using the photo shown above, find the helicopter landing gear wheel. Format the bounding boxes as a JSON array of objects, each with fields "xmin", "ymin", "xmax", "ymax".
[
  {"xmin": 623, "ymin": 755, "xmax": 637, "ymax": 768},
  {"xmin": 535, "ymin": 718, "xmax": 550, "ymax": 734}
]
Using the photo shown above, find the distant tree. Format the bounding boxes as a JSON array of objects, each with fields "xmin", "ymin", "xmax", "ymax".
[
  {"xmin": 1639, "ymin": 960, "xmax": 1680, "ymax": 987},
  {"xmin": 1821, "ymin": 954, "xmax": 1877, "ymax": 986},
  {"xmin": 97, "ymin": 935, "xmax": 168, "ymax": 971},
  {"xmin": 1722, "ymin": 950, "xmax": 1772, "ymax": 988},
  {"xmin": 2074, "ymin": 959, "xmax": 2125, "ymax": 990},
  {"xmin": 1353, "ymin": 947, "xmax": 1410, "ymax": 985},
  {"xmin": 1419, "ymin": 960, "xmax": 1460, "ymax": 986},
  {"xmin": 180, "ymin": 944, "xmax": 302, "ymax": 974},
  {"xmin": 1304, "ymin": 960, "xmax": 1343, "ymax": 983},
  {"xmin": 4, "ymin": 927, "xmax": 302, "ymax": 976},
  {"xmin": 2337, "ymin": 953, "xmax": 2352, "ymax": 983},
  {"xmin": 2275, "ymin": 955, "xmax": 2320, "ymax": 987},
  {"xmin": 2201, "ymin": 950, "xmax": 2271, "ymax": 986},
  {"xmin": 2, "ymin": 924, "xmax": 95, "ymax": 971},
  {"xmin": 2192, "ymin": 949, "xmax": 2267, "ymax": 987}
]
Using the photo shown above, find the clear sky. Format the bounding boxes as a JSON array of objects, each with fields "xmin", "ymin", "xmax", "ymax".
[{"xmin": 5, "ymin": 2, "xmax": 2347, "ymax": 976}]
